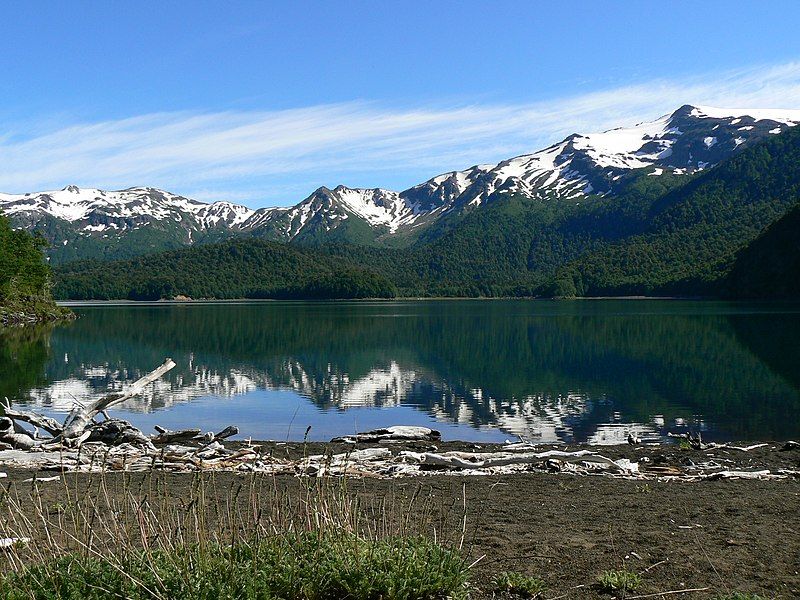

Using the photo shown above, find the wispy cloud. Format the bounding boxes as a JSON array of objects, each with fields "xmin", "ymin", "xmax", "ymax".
[{"xmin": 2, "ymin": 61, "xmax": 800, "ymax": 207}]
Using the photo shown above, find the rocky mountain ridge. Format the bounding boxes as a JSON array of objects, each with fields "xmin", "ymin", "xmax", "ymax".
[{"xmin": 2, "ymin": 104, "xmax": 798, "ymax": 262}]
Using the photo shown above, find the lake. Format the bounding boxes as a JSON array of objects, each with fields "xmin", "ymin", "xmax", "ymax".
[{"xmin": 2, "ymin": 300, "xmax": 799, "ymax": 443}]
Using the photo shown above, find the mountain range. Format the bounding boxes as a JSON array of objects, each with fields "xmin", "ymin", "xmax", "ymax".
[{"xmin": 3, "ymin": 104, "xmax": 800, "ymax": 264}]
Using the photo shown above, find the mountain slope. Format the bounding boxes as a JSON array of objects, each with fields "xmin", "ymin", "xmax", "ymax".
[
  {"xmin": 726, "ymin": 202, "xmax": 800, "ymax": 298},
  {"xmin": 4, "ymin": 104, "xmax": 799, "ymax": 264},
  {"xmin": 549, "ymin": 122, "xmax": 800, "ymax": 296}
]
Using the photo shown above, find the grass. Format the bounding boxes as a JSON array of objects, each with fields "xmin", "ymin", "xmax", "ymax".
[
  {"xmin": 0, "ymin": 471, "xmax": 471, "ymax": 600},
  {"xmin": 0, "ymin": 532, "xmax": 468, "ymax": 600},
  {"xmin": 492, "ymin": 571, "xmax": 547, "ymax": 597},
  {"xmin": 713, "ymin": 594, "xmax": 767, "ymax": 600},
  {"xmin": 596, "ymin": 569, "xmax": 642, "ymax": 594}
]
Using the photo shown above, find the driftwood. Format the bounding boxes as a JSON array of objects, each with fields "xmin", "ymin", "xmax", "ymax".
[
  {"xmin": 2, "ymin": 399, "xmax": 63, "ymax": 437},
  {"xmin": 0, "ymin": 437, "xmax": 790, "ymax": 482},
  {"xmin": 702, "ymin": 469, "xmax": 783, "ymax": 480},
  {"xmin": 0, "ymin": 359, "xmax": 179, "ymax": 452},
  {"xmin": 58, "ymin": 359, "xmax": 176, "ymax": 443},
  {"xmin": 399, "ymin": 449, "xmax": 641, "ymax": 475},
  {"xmin": 151, "ymin": 426, "xmax": 202, "ymax": 445},
  {"xmin": 667, "ymin": 434, "xmax": 770, "ymax": 453},
  {"xmin": 332, "ymin": 426, "xmax": 441, "ymax": 444},
  {"xmin": 205, "ymin": 425, "xmax": 239, "ymax": 443},
  {"xmin": 86, "ymin": 418, "xmax": 155, "ymax": 448},
  {"xmin": 0, "ymin": 417, "xmax": 40, "ymax": 450}
]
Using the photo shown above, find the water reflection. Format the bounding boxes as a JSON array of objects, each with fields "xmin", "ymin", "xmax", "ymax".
[{"xmin": 3, "ymin": 300, "xmax": 799, "ymax": 443}]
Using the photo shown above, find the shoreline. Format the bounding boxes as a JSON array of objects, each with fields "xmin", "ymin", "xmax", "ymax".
[
  {"xmin": 0, "ymin": 303, "xmax": 75, "ymax": 327},
  {"xmin": 1, "ymin": 438, "xmax": 796, "ymax": 480},
  {"xmin": 56, "ymin": 296, "xmax": 799, "ymax": 307}
]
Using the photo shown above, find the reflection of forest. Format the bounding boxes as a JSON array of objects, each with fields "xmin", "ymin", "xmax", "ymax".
[
  {"xmin": 3, "ymin": 301, "xmax": 799, "ymax": 441},
  {"xmin": 0, "ymin": 325, "xmax": 53, "ymax": 401}
]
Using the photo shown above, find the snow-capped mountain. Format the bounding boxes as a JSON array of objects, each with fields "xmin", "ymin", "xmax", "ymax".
[
  {"xmin": 242, "ymin": 185, "xmax": 423, "ymax": 240},
  {"xmin": 406, "ymin": 104, "xmax": 800, "ymax": 208},
  {"xmin": 2, "ymin": 104, "xmax": 799, "ymax": 262}
]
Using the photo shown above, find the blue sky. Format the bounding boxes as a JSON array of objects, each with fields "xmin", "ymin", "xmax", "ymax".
[{"xmin": 2, "ymin": 0, "xmax": 800, "ymax": 207}]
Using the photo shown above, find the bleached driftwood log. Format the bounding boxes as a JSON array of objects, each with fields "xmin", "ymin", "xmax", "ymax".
[
  {"xmin": 0, "ymin": 417, "xmax": 39, "ymax": 450},
  {"xmin": 2, "ymin": 399, "xmax": 63, "ymax": 437},
  {"xmin": 151, "ymin": 426, "xmax": 202, "ymax": 444},
  {"xmin": 399, "ymin": 449, "xmax": 638, "ymax": 474},
  {"xmin": 703, "ymin": 470, "xmax": 780, "ymax": 480},
  {"xmin": 56, "ymin": 359, "xmax": 176, "ymax": 444},
  {"xmin": 331, "ymin": 426, "xmax": 441, "ymax": 444},
  {"xmin": 667, "ymin": 433, "xmax": 771, "ymax": 452}
]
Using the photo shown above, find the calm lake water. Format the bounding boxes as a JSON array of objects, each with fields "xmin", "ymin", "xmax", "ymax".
[{"xmin": 2, "ymin": 300, "xmax": 799, "ymax": 443}]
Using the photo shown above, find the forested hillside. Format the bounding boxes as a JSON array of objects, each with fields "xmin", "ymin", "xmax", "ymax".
[
  {"xmin": 726, "ymin": 202, "xmax": 800, "ymax": 298},
  {"xmin": 54, "ymin": 239, "xmax": 397, "ymax": 300},
  {"xmin": 0, "ymin": 212, "xmax": 68, "ymax": 324}
]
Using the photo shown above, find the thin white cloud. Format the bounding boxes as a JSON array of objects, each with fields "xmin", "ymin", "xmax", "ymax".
[{"xmin": 1, "ymin": 61, "xmax": 800, "ymax": 207}]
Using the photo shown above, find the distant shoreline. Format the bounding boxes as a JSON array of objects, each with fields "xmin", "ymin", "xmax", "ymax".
[{"xmin": 58, "ymin": 295, "xmax": 724, "ymax": 307}]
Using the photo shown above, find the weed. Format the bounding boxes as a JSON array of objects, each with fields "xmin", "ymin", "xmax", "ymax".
[
  {"xmin": 597, "ymin": 569, "xmax": 642, "ymax": 593},
  {"xmin": 0, "ymin": 532, "xmax": 469, "ymax": 600},
  {"xmin": 492, "ymin": 571, "xmax": 547, "ymax": 598}
]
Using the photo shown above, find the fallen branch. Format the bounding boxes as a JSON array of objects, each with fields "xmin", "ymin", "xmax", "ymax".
[
  {"xmin": 625, "ymin": 587, "xmax": 710, "ymax": 599},
  {"xmin": 57, "ymin": 359, "xmax": 176, "ymax": 443},
  {"xmin": 151, "ymin": 426, "xmax": 202, "ymax": 445},
  {"xmin": 332, "ymin": 426, "xmax": 441, "ymax": 444},
  {"xmin": 0, "ymin": 418, "xmax": 39, "ymax": 450},
  {"xmin": 2, "ymin": 398, "xmax": 63, "ymax": 437}
]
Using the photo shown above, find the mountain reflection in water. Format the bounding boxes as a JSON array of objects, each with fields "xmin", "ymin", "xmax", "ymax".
[{"xmin": 2, "ymin": 300, "xmax": 799, "ymax": 443}]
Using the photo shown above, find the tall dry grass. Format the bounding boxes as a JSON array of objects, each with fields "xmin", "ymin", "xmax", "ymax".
[{"xmin": 0, "ymin": 468, "xmax": 473, "ymax": 599}]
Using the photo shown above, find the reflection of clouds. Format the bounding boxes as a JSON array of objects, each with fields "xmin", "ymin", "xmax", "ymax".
[{"xmin": 27, "ymin": 360, "xmax": 678, "ymax": 443}]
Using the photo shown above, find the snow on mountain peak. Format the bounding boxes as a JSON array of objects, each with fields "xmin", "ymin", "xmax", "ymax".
[
  {"xmin": 688, "ymin": 104, "xmax": 800, "ymax": 125},
  {"xmin": 294, "ymin": 185, "xmax": 418, "ymax": 233},
  {"xmin": 0, "ymin": 185, "xmax": 259, "ymax": 230}
]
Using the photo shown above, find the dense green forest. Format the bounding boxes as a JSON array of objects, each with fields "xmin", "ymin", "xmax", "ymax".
[
  {"xmin": 0, "ymin": 212, "xmax": 68, "ymax": 324},
  {"xmin": 54, "ymin": 238, "xmax": 397, "ymax": 300},
  {"xmin": 726, "ymin": 202, "xmax": 800, "ymax": 298},
  {"xmin": 52, "ymin": 124, "xmax": 800, "ymax": 300}
]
